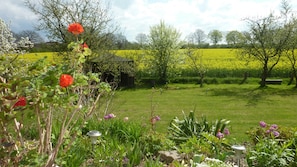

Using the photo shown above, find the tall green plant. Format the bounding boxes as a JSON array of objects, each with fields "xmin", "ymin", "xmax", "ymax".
[{"xmin": 167, "ymin": 111, "xmax": 230, "ymax": 144}]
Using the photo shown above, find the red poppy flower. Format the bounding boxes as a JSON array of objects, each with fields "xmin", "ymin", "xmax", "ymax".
[
  {"xmin": 68, "ymin": 23, "xmax": 84, "ymax": 35},
  {"xmin": 82, "ymin": 43, "xmax": 88, "ymax": 48},
  {"xmin": 13, "ymin": 96, "xmax": 26, "ymax": 108},
  {"xmin": 59, "ymin": 74, "xmax": 74, "ymax": 88}
]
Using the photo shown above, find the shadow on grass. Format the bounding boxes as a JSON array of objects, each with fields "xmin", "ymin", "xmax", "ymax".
[{"xmin": 208, "ymin": 85, "xmax": 297, "ymax": 106}]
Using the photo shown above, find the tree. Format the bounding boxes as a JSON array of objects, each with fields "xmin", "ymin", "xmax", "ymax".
[
  {"xmin": 147, "ymin": 20, "xmax": 182, "ymax": 84},
  {"xmin": 135, "ymin": 33, "xmax": 148, "ymax": 48},
  {"xmin": 188, "ymin": 29, "xmax": 206, "ymax": 47},
  {"xmin": 25, "ymin": 0, "xmax": 118, "ymax": 51},
  {"xmin": 14, "ymin": 30, "xmax": 44, "ymax": 44},
  {"xmin": 184, "ymin": 47, "xmax": 207, "ymax": 87},
  {"xmin": 112, "ymin": 33, "xmax": 128, "ymax": 49},
  {"xmin": 239, "ymin": 10, "xmax": 293, "ymax": 87},
  {"xmin": 225, "ymin": 30, "xmax": 244, "ymax": 47},
  {"xmin": 280, "ymin": 0, "xmax": 297, "ymax": 87},
  {"xmin": 208, "ymin": 29, "xmax": 223, "ymax": 46}
]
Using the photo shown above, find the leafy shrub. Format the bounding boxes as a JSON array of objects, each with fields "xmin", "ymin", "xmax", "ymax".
[
  {"xmin": 247, "ymin": 138, "xmax": 295, "ymax": 167},
  {"xmin": 246, "ymin": 121, "xmax": 297, "ymax": 167},
  {"xmin": 247, "ymin": 121, "xmax": 297, "ymax": 144},
  {"xmin": 139, "ymin": 131, "xmax": 175, "ymax": 156},
  {"xmin": 167, "ymin": 111, "xmax": 230, "ymax": 144},
  {"xmin": 178, "ymin": 133, "xmax": 231, "ymax": 162}
]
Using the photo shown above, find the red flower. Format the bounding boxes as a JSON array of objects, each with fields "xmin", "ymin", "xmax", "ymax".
[
  {"xmin": 59, "ymin": 74, "xmax": 74, "ymax": 88},
  {"xmin": 68, "ymin": 23, "xmax": 84, "ymax": 35},
  {"xmin": 13, "ymin": 96, "xmax": 26, "ymax": 108},
  {"xmin": 82, "ymin": 43, "xmax": 88, "ymax": 48}
]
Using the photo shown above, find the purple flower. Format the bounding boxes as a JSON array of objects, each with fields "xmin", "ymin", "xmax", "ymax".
[
  {"xmin": 273, "ymin": 131, "xmax": 280, "ymax": 137},
  {"xmin": 151, "ymin": 116, "xmax": 161, "ymax": 124},
  {"xmin": 154, "ymin": 115, "xmax": 161, "ymax": 121},
  {"xmin": 266, "ymin": 129, "xmax": 272, "ymax": 134},
  {"xmin": 104, "ymin": 113, "xmax": 116, "ymax": 119},
  {"xmin": 259, "ymin": 121, "xmax": 266, "ymax": 128},
  {"xmin": 216, "ymin": 132, "xmax": 224, "ymax": 139},
  {"xmin": 223, "ymin": 128, "xmax": 230, "ymax": 135},
  {"xmin": 270, "ymin": 124, "xmax": 278, "ymax": 130}
]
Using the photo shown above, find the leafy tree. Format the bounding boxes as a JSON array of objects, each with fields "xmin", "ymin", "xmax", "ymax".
[
  {"xmin": 147, "ymin": 20, "xmax": 182, "ymax": 84},
  {"xmin": 208, "ymin": 29, "xmax": 223, "ymax": 46},
  {"xmin": 225, "ymin": 30, "xmax": 244, "ymax": 47},
  {"xmin": 25, "ymin": 0, "xmax": 118, "ymax": 51},
  {"xmin": 239, "ymin": 10, "xmax": 293, "ymax": 87}
]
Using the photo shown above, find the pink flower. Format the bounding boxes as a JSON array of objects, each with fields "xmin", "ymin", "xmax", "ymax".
[
  {"xmin": 223, "ymin": 128, "xmax": 230, "ymax": 135},
  {"xmin": 270, "ymin": 124, "xmax": 278, "ymax": 130},
  {"xmin": 104, "ymin": 113, "xmax": 116, "ymax": 119},
  {"xmin": 216, "ymin": 131, "xmax": 224, "ymax": 139},
  {"xmin": 259, "ymin": 121, "xmax": 266, "ymax": 128},
  {"xmin": 151, "ymin": 115, "xmax": 161, "ymax": 124},
  {"xmin": 273, "ymin": 131, "xmax": 280, "ymax": 137}
]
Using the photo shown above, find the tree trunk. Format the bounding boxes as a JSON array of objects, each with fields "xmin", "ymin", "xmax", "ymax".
[
  {"xmin": 240, "ymin": 71, "xmax": 248, "ymax": 84},
  {"xmin": 199, "ymin": 73, "xmax": 204, "ymax": 88},
  {"xmin": 260, "ymin": 63, "xmax": 269, "ymax": 87},
  {"xmin": 288, "ymin": 71, "xmax": 294, "ymax": 85}
]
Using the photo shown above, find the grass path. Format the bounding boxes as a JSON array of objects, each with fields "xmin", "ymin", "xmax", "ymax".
[{"xmin": 108, "ymin": 83, "xmax": 297, "ymax": 142}]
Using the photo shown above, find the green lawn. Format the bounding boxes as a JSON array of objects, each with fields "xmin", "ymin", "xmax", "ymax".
[{"xmin": 107, "ymin": 83, "xmax": 297, "ymax": 142}]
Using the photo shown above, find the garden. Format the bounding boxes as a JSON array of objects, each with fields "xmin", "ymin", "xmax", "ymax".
[{"xmin": 1, "ymin": 21, "xmax": 297, "ymax": 167}]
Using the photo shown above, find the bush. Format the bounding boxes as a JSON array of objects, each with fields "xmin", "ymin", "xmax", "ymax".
[
  {"xmin": 246, "ymin": 121, "xmax": 297, "ymax": 167},
  {"xmin": 167, "ymin": 111, "xmax": 230, "ymax": 144},
  {"xmin": 247, "ymin": 138, "xmax": 295, "ymax": 167}
]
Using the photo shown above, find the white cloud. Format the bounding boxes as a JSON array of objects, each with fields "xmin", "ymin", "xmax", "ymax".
[
  {"xmin": 113, "ymin": 0, "xmax": 297, "ymax": 41},
  {"xmin": 1, "ymin": 0, "xmax": 297, "ymax": 42}
]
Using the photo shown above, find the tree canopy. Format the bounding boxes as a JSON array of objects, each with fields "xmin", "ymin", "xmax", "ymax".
[
  {"xmin": 147, "ymin": 20, "xmax": 182, "ymax": 84},
  {"xmin": 25, "ymin": 0, "xmax": 118, "ymax": 51}
]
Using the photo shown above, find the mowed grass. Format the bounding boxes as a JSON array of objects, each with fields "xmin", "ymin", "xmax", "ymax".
[{"xmin": 107, "ymin": 83, "xmax": 297, "ymax": 142}]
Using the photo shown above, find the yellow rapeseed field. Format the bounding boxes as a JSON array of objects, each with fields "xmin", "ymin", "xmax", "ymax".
[{"xmin": 23, "ymin": 49, "xmax": 291, "ymax": 72}]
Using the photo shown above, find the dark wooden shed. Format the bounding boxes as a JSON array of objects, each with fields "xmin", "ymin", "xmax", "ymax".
[{"xmin": 89, "ymin": 53, "xmax": 135, "ymax": 88}]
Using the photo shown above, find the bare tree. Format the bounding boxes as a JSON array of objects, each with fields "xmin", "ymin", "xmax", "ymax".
[
  {"xmin": 281, "ymin": 0, "xmax": 297, "ymax": 87},
  {"xmin": 135, "ymin": 33, "xmax": 148, "ymax": 47},
  {"xmin": 190, "ymin": 29, "xmax": 206, "ymax": 47},
  {"xmin": 239, "ymin": 9, "xmax": 293, "ymax": 87},
  {"xmin": 184, "ymin": 47, "xmax": 207, "ymax": 87},
  {"xmin": 14, "ymin": 30, "xmax": 44, "ymax": 44},
  {"xmin": 25, "ymin": 0, "xmax": 118, "ymax": 51}
]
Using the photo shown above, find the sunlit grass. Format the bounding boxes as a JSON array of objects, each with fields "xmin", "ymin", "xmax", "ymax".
[{"xmin": 109, "ymin": 83, "xmax": 297, "ymax": 142}]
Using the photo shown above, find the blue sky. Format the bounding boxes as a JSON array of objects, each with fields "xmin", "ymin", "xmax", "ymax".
[{"xmin": 1, "ymin": 0, "xmax": 297, "ymax": 42}]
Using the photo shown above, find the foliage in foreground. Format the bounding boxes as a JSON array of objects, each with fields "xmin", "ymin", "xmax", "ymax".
[{"xmin": 246, "ymin": 121, "xmax": 297, "ymax": 167}]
